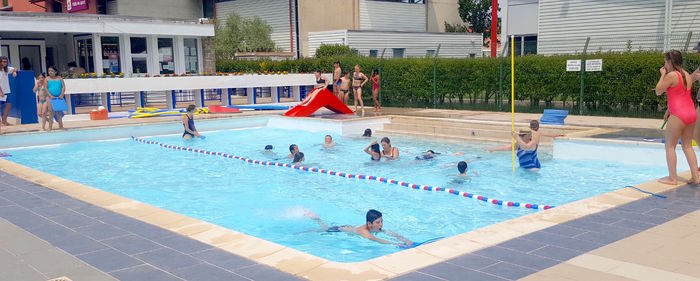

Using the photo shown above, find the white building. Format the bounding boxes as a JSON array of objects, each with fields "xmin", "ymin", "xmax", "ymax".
[
  {"xmin": 308, "ymin": 30, "xmax": 483, "ymax": 58},
  {"xmin": 0, "ymin": 11, "xmax": 214, "ymax": 78},
  {"xmin": 503, "ymin": 0, "xmax": 700, "ymax": 55},
  {"xmin": 215, "ymin": 0, "xmax": 469, "ymax": 58}
]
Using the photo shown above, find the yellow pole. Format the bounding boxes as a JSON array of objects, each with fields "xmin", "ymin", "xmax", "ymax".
[{"xmin": 511, "ymin": 35, "xmax": 515, "ymax": 172}]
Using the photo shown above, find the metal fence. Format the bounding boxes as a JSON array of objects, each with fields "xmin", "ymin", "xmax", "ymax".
[{"xmin": 373, "ymin": 32, "xmax": 700, "ymax": 118}]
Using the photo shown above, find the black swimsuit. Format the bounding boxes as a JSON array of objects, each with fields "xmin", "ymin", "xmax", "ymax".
[{"xmin": 326, "ymin": 225, "xmax": 351, "ymax": 232}]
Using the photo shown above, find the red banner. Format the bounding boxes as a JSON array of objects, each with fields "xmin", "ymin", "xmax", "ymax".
[{"xmin": 66, "ymin": 0, "xmax": 89, "ymax": 12}]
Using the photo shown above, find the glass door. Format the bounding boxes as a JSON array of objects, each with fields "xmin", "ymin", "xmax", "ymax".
[{"xmin": 75, "ymin": 37, "xmax": 94, "ymax": 73}]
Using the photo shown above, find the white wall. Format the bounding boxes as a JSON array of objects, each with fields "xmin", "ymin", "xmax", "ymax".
[
  {"xmin": 307, "ymin": 30, "xmax": 346, "ymax": 58},
  {"xmin": 507, "ymin": 0, "xmax": 538, "ymax": 36},
  {"xmin": 215, "ymin": 0, "xmax": 297, "ymax": 53},
  {"xmin": 537, "ymin": 0, "xmax": 700, "ymax": 55},
  {"xmin": 359, "ymin": 0, "xmax": 426, "ymax": 31},
  {"xmin": 307, "ymin": 30, "xmax": 483, "ymax": 58}
]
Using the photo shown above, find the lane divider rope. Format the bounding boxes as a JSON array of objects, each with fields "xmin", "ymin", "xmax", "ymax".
[{"xmin": 132, "ymin": 137, "xmax": 554, "ymax": 210}]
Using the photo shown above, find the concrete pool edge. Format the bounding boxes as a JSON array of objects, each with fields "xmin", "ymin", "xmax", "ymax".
[{"xmin": 0, "ymin": 152, "xmax": 687, "ymax": 280}]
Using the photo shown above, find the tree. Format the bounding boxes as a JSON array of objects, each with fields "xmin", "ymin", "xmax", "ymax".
[
  {"xmin": 215, "ymin": 13, "xmax": 276, "ymax": 60},
  {"xmin": 457, "ymin": 0, "xmax": 500, "ymax": 43}
]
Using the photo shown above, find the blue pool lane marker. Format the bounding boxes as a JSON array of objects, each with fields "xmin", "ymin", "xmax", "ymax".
[{"xmin": 131, "ymin": 137, "xmax": 555, "ymax": 210}]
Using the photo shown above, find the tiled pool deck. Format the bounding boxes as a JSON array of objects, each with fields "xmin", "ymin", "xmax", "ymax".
[{"xmin": 1, "ymin": 108, "xmax": 698, "ymax": 281}]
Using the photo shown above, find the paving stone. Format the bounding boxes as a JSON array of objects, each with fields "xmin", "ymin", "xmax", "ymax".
[
  {"xmin": 390, "ymin": 271, "xmax": 447, "ymax": 281},
  {"xmin": 101, "ymin": 234, "xmax": 163, "ymax": 255},
  {"xmin": 27, "ymin": 205, "xmax": 77, "ymax": 219},
  {"xmin": 480, "ymin": 261, "xmax": 537, "ymax": 280},
  {"xmin": 110, "ymin": 264, "xmax": 181, "ymax": 281},
  {"xmin": 519, "ymin": 231, "xmax": 603, "ymax": 253},
  {"xmin": 76, "ymin": 248, "xmax": 144, "ymax": 273},
  {"xmin": 190, "ymin": 248, "xmax": 256, "ymax": 271},
  {"xmin": 50, "ymin": 213, "xmax": 100, "ymax": 229},
  {"xmin": 419, "ymin": 262, "xmax": 507, "ymax": 281},
  {"xmin": 474, "ymin": 246, "xmax": 559, "ymax": 271},
  {"xmin": 171, "ymin": 262, "xmax": 249, "ymax": 281},
  {"xmin": 33, "ymin": 190, "xmax": 73, "ymax": 201},
  {"xmin": 134, "ymin": 248, "xmax": 202, "ymax": 272},
  {"xmin": 51, "ymin": 198, "xmax": 91, "ymax": 210},
  {"xmin": 600, "ymin": 209, "xmax": 670, "ymax": 225},
  {"xmin": 448, "ymin": 253, "xmax": 500, "ymax": 270},
  {"xmin": 74, "ymin": 222, "xmax": 130, "ymax": 241},
  {"xmin": 540, "ymin": 224, "xmax": 589, "ymax": 237},
  {"xmin": 235, "ymin": 264, "xmax": 306, "ymax": 281},
  {"xmin": 0, "ymin": 252, "xmax": 47, "ymax": 281},
  {"xmin": 0, "ymin": 189, "xmax": 36, "ymax": 201},
  {"xmin": 155, "ymin": 233, "xmax": 212, "ymax": 254},
  {"xmin": 573, "ymin": 228, "xmax": 638, "ymax": 245},
  {"xmin": 25, "ymin": 222, "xmax": 77, "ymax": 244},
  {"xmin": 610, "ymin": 219, "xmax": 658, "ymax": 231},
  {"xmin": 12, "ymin": 194, "xmax": 54, "ymax": 209},
  {"xmin": 52, "ymin": 233, "xmax": 108, "ymax": 255},
  {"xmin": 72, "ymin": 204, "xmax": 114, "ymax": 218},
  {"xmin": 496, "ymin": 238, "xmax": 547, "ymax": 253},
  {"xmin": 530, "ymin": 245, "xmax": 582, "ymax": 262},
  {"xmin": 644, "ymin": 208, "xmax": 686, "ymax": 220},
  {"xmin": 0, "ymin": 197, "xmax": 13, "ymax": 207},
  {"xmin": 1, "ymin": 207, "xmax": 57, "ymax": 231}
]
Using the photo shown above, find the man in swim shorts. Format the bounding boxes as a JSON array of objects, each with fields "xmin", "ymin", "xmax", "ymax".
[{"xmin": 305, "ymin": 209, "xmax": 413, "ymax": 247}]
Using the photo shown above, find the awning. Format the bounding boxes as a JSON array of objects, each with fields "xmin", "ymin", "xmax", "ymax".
[{"xmin": 0, "ymin": 12, "xmax": 214, "ymax": 37}]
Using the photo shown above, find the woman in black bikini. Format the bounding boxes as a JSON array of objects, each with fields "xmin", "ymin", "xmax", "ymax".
[{"xmin": 352, "ymin": 64, "xmax": 368, "ymax": 113}]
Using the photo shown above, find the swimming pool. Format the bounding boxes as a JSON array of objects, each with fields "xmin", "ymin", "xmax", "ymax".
[{"xmin": 5, "ymin": 118, "xmax": 670, "ymax": 262}]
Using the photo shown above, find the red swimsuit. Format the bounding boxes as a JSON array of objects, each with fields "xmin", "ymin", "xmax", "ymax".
[{"xmin": 667, "ymin": 71, "xmax": 696, "ymax": 125}]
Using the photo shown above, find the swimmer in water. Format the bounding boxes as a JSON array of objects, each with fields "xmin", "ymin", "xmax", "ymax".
[
  {"xmin": 415, "ymin": 149, "xmax": 440, "ymax": 160},
  {"xmin": 305, "ymin": 209, "xmax": 413, "ymax": 247},
  {"xmin": 292, "ymin": 152, "xmax": 305, "ymax": 164},
  {"xmin": 362, "ymin": 128, "xmax": 372, "ymax": 137},
  {"xmin": 457, "ymin": 161, "xmax": 478, "ymax": 177},
  {"xmin": 365, "ymin": 141, "xmax": 382, "ymax": 161},
  {"xmin": 287, "ymin": 144, "xmax": 299, "ymax": 159},
  {"xmin": 323, "ymin": 135, "xmax": 335, "ymax": 148}
]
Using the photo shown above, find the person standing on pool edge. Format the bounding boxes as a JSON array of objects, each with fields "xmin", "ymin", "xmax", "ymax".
[
  {"xmin": 655, "ymin": 50, "xmax": 699, "ymax": 185},
  {"xmin": 305, "ymin": 209, "xmax": 412, "ymax": 247},
  {"xmin": 182, "ymin": 104, "xmax": 203, "ymax": 140},
  {"xmin": 332, "ymin": 61, "xmax": 342, "ymax": 99},
  {"xmin": 352, "ymin": 64, "xmax": 368, "ymax": 113},
  {"xmin": 0, "ymin": 56, "xmax": 18, "ymax": 129},
  {"xmin": 46, "ymin": 66, "xmax": 65, "ymax": 130}
]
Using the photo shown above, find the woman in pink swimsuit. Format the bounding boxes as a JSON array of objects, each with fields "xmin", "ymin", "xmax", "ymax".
[{"xmin": 655, "ymin": 50, "xmax": 699, "ymax": 185}]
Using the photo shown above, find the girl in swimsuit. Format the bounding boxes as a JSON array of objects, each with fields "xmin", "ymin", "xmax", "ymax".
[
  {"xmin": 371, "ymin": 69, "xmax": 381, "ymax": 112},
  {"xmin": 340, "ymin": 72, "xmax": 351, "ymax": 105},
  {"xmin": 655, "ymin": 50, "xmax": 699, "ymax": 185},
  {"xmin": 364, "ymin": 141, "xmax": 381, "ymax": 161},
  {"xmin": 352, "ymin": 65, "xmax": 368, "ymax": 113},
  {"xmin": 34, "ymin": 73, "xmax": 50, "ymax": 131},
  {"xmin": 380, "ymin": 137, "xmax": 399, "ymax": 160},
  {"xmin": 45, "ymin": 66, "xmax": 64, "ymax": 131},
  {"xmin": 182, "ymin": 104, "xmax": 202, "ymax": 140},
  {"xmin": 301, "ymin": 70, "xmax": 329, "ymax": 105}
]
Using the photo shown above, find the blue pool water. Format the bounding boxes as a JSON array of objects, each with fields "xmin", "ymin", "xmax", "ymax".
[{"xmin": 7, "ymin": 126, "xmax": 669, "ymax": 262}]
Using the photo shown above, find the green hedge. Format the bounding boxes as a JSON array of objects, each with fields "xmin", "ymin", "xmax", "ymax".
[{"xmin": 217, "ymin": 52, "xmax": 700, "ymax": 117}]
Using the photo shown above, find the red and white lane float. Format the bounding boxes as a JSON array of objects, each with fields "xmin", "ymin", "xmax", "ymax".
[{"xmin": 132, "ymin": 137, "xmax": 554, "ymax": 210}]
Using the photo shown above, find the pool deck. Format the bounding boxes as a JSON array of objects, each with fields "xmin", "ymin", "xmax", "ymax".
[{"xmin": 1, "ymin": 107, "xmax": 698, "ymax": 281}]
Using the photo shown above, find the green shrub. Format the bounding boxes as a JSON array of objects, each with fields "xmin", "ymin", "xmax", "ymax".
[
  {"xmin": 314, "ymin": 44, "xmax": 359, "ymax": 59},
  {"xmin": 217, "ymin": 52, "xmax": 700, "ymax": 118}
]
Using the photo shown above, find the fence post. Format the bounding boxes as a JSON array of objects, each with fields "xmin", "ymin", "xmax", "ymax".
[
  {"xmin": 380, "ymin": 48, "xmax": 386, "ymax": 106},
  {"xmin": 579, "ymin": 37, "xmax": 590, "ymax": 115},
  {"xmin": 684, "ymin": 32, "xmax": 693, "ymax": 53},
  {"xmin": 498, "ymin": 37, "xmax": 509, "ymax": 111},
  {"xmin": 433, "ymin": 44, "xmax": 441, "ymax": 108}
]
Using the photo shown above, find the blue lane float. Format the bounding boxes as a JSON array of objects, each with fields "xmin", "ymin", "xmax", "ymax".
[{"xmin": 131, "ymin": 137, "xmax": 555, "ymax": 210}]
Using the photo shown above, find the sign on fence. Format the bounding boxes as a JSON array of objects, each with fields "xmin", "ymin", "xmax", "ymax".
[
  {"xmin": 67, "ymin": 0, "xmax": 89, "ymax": 12},
  {"xmin": 586, "ymin": 59, "xmax": 603, "ymax": 71},
  {"xmin": 566, "ymin": 60, "xmax": 581, "ymax": 71}
]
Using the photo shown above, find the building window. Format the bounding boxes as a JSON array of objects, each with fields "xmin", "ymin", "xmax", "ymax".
[
  {"xmin": 101, "ymin": 36, "xmax": 121, "ymax": 74},
  {"xmin": 392, "ymin": 48, "xmax": 405, "ymax": 58},
  {"xmin": 369, "ymin": 50, "xmax": 378, "ymax": 58},
  {"xmin": 130, "ymin": 37, "xmax": 148, "ymax": 74},
  {"xmin": 426, "ymin": 50, "xmax": 435, "ymax": 57},
  {"xmin": 158, "ymin": 38, "xmax": 175, "ymax": 75},
  {"xmin": 184, "ymin": 38, "xmax": 199, "ymax": 74}
]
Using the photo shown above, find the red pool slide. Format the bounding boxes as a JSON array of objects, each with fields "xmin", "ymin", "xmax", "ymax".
[{"xmin": 284, "ymin": 88, "xmax": 353, "ymax": 117}]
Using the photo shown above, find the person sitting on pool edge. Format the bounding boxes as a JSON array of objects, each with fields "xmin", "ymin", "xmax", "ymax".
[
  {"xmin": 323, "ymin": 135, "xmax": 335, "ymax": 148},
  {"xmin": 182, "ymin": 105, "xmax": 203, "ymax": 140},
  {"xmin": 287, "ymin": 144, "xmax": 299, "ymax": 158},
  {"xmin": 305, "ymin": 209, "xmax": 413, "ymax": 247},
  {"xmin": 292, "ymin": 152, "xmax": 305, "ymax": 164},
  {"xmin": 487, "ymin": 128, "xmax": 541, "ymax": 172},
  {"xmin": 364, "ymin": 141, "xmax": 381, "ymax": 161}
]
